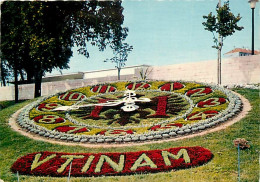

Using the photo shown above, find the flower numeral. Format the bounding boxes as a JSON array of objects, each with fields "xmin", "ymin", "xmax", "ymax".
[{"xmin": 34, "ymin": 115, "xmax": 65, "ymax": 124}]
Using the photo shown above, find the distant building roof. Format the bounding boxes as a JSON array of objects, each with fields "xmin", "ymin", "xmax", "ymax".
[{"xmin": 225, "ymin": 48, "xmax": 260, "ymax": 55}]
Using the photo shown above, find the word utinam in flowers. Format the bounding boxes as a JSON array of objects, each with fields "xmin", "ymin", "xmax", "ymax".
[
  {"xmin": 11, "ymin": 146, "xmax": 213, "ymax": 177},
  {"xmin": 16, "ymin": 81, "xmax": 243, "ymax": 144}
]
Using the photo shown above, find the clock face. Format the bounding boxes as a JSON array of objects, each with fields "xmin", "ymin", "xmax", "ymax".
[
  {"xmin": 17, "ymin": 81, "xmax": 242, "ymax": 143},
  {"xmin": 68, "ymin": 90, "xmax": 191, "ymax": 128}
]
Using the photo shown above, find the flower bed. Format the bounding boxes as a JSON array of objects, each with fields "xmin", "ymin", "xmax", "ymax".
[
  {"xmin": 11, "ymin": 146, "xmax": 213, "ymax": 177},
  {"xmin": 15, "ymin": 80, "xmax": 243, "ymax": 144}
]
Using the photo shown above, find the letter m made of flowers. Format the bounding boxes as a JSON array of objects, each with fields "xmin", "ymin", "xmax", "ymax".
[{"xmin": 162, "ymin": 149, "xmax": 191, "ymax": 166}]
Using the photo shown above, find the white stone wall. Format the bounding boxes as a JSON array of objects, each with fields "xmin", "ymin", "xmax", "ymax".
[
  {"xmin": 221, "ymin": 56, "xmax": 260, "ymax": 85},
  {"xmin": 149, "ymin": 60, "xmax": 218, "ymax": 84},
  {"xmin": 83, "ymin": 67, "xmax": 136, "ymax": 79},
  {"xmin": 3, "ymin": 79, "xmax": 93, "ymax": 101},
  {"xmin": 0, "ymin": 55, "xmax": 259, "ymax": 101},
  {"xmin": 149, "ymin": 55, "xmax": 260, "ymax": 85}
]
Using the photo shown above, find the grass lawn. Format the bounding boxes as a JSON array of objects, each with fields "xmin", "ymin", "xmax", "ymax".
[{"xmin": 0, "ymin": 88, "xmax": 259, "ymax": 182}]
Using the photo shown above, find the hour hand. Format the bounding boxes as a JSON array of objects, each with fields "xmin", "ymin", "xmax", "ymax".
[{"xmin": 53, "ymin": 106, "xmax": 76, "ymax": 111}]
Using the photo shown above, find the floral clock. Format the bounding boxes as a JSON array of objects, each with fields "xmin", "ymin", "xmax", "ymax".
[{"xmin": 16, "ymin": 80, "xmax": 243, "ymax": 144}]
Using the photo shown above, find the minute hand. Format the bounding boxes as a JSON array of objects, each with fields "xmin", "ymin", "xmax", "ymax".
[{"xmin": 53, "ymin": 100, "xmax": 124, "ymax": 111}]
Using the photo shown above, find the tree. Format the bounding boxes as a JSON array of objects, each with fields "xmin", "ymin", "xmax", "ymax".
[
  {"xmin": 1, "ymin": 1, "xmax": 128, "ymax": 99},
  {"xmin": 105, "ymin": 43, "xmax": 133, "ymax": 80},
  {"xmin": 202, "ymin": 0, "xmax": 243, "ymax": 85},
  {"xmin": 1, "ymin": 2, "xmax": 26, "ymax": 102},
  {"xmin": 1, "ymin": 1, "xmax": 73, "ymax": 99},
  {"xmin": 20, "ymin": 2, "xmax": 74, "ymax": 97}
]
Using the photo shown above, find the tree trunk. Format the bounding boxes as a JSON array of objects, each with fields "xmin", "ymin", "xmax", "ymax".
[
  {"xmin": 217, "ymin": 35, "xmax": 223, "ymax": 85},
  {"xmin": 23, "ymin": 47, "xmax": 33, "ymax": 83},
  {"xmin": 217, "ymin": 48, "xmax": 222, "ymax": 85},
  {"xmin": 219, "ymin": 48, "xmax": 222, "ymax": 85},
  {"xmin": 26, "ymin": 70, "xmax": 33, "ymax": 83},
  {"xmin": 217, "ymin": 0, "xmax": 222, "ymax": 85},
  {"xmin": 19, "ymin": 69, "xmax": 25, "ymax": 82},
  {"xmin": 217, "ymin": 49, "xmax": 220, "ymax": 85},
  {"xmin": 14, "ymin": 65, "xmax": 19, "ymax": 103},
  {"xmin": 2, "ymin": 77, "xmax": 6, "ymax": 87},
  {"xmin": 34, "ymin": 71, "xmax": 42, "ymax": 98},
  {"xmin": 0, "ymin": 64, "xmax": 6, "ymax": 86},
  {"xmin": 118, "ymin": 68, "xmax": 121, "ymax": 80},
  {"xmin": 0, "ymin": 58, "xmax": 2, "ymax": 86},
  {"xmin": 34, "ymin": 64, "xmax": 42, "ymax": 98}
]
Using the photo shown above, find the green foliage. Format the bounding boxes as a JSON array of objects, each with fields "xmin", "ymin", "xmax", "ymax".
[
  {"xmin": 105, "ymin": 42, "xmax": 133, "ymax": 80},
  {"xmin": 1, "ymin": 1, "xmax": 129, "ymax": 97},
  {"xmin": 202, "ymin": 1, "xmax": 243, "ymax": 50},
  {"xmin": 72, "ymin": 1, "xmax": 129, "ymax": 57},
  {"xmin": 0, "ymin": 100, "xmax": 21, "ymax": 110}
]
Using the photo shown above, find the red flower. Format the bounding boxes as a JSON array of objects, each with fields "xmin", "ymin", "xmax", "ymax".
[
  {"xmin": 59, "ymin": 92, "xmax": 85, "ymax": 101},
  {"xmin": 100, "ymin": 85, "xmax": 108, "ymax": 93},
  {"xmin": 72, "ymin": 93, "xmax": 79, "ymax": 99},
  {"xmin": 186, "ymin": 87, "xmax": 212, "ymax": 97},
  {"xmin": 99, "ymin": 129, "xmax": 134, "ymax": 135},
  {"xmin": 33, "ymin": 115, "xmax": 65, "ymax": 124},
  {"xmin": 126, "ymin": 82, "xmax": 150, "ymax": 90},
  {"xmin": 148, "ymin": 96, "xmax": 169, "ymax": 118},
  {"xmin": 160, "ymin": 82, "xmax": 184, "ymax": 91},
  {"xmin": 150, "ymin": 123, "xmax": 183, "ymax": 131},
  {"xmin": 92, "ymin": 86, "xmax": 100, "ymax": 92},
  {"xmin": 197, "ymin": 98, "xmax": 226, "ymax": 108},
  {"xmin": 187, "ymin": 110, "xmax": 218, "ymax": 120},
  {"xmin": 11, "ymin": 147, "xmax": 213, "ymax": 177},
  {"xmin": 55, "ymin": 126, "xmax": 89, "ymax": 133},
  {"xmin": 91, "ymin": 85, "xmax": 116, "ymax": 93}
]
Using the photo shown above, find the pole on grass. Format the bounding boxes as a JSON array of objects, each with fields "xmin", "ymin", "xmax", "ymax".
[
  {"xmin": 237, "ymin": 144, "xmax": 240, "ymax": 182},
  {"xmin": 67, "ymin": 162, "xmax": 72, "ymax": 182},
  {"xmin": 17, "ymin": 171, "xmax": 19, "ymax": 182}
]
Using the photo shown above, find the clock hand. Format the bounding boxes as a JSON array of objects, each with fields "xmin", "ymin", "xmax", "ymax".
[
  {"xmin": 78, "ymin": 101, "xmax": 124, "ymax": 108},
  {"xmin": 135, "ymin": 98, "xmax": 151, "ymax": 102},
  {"xmin": 53, "ymin": 100, "xmax": 124, "ymax": 111},
  {"xmin": 53, "ymin": 90, "xmax": 151, "ymax": 112}
]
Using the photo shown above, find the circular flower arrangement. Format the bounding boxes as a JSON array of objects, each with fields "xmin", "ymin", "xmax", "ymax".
[{"xmin": 16, "ymin": 81, "xmax": 243, "ymax": 144}]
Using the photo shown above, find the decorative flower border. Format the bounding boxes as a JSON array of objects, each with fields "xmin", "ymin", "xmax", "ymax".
[
  {"xmin": 11, "ymin": 146, "xmax": 213, "ymax": 177},
  {"xmin": 15, "ymin": 80, "xmax": 243, "ymax": 144}
]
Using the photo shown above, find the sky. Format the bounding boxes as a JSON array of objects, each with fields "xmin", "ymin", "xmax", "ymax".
[{"xmin": 47, "ymin": 0, "xmax": 260, "ymax": 76}]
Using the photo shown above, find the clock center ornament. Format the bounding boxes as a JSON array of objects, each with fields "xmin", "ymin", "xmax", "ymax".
[{"xmin": 16, "ymin": 81, "xmax": 243, "ymax": 144}]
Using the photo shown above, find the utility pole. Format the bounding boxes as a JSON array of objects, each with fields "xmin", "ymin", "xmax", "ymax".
[
  {"xmin": 0, "ymin": 9, "xmax": 2, "ymax": 86},
  {"xmin": 252, "ymin": 7, "xmax": 254, "ymax": 55}
]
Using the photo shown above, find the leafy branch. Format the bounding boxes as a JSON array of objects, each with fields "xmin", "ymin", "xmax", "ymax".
[{"xmin": 104, "ymin": 42, "xmax": 133, "ymax": 80}]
